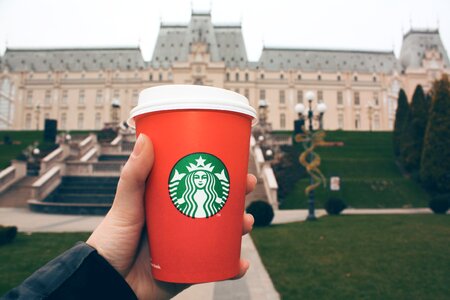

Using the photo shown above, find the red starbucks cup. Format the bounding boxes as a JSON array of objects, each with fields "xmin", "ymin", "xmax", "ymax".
[{"xmin": 128, "ymin": 85, "xmax": 257, "ymax": 283}]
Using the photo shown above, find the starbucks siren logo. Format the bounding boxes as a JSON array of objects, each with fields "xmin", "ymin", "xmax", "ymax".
[{"xmin": 169, "ymin": 153, "xmax": 230, "ymax": 218}]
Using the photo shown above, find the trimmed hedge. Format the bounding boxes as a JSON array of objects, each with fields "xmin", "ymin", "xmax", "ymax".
[
  {"xmin": 429, "ymin": 194, "xmax": 449, "ymax": 214},
  {"xmin": 324, "ymin": 197, "xmax": 347, "ymax": 215},
  {"xmin": 246, "ymin": 200, "xmax": 274, "ymax": 227},
  {"xmin": 0, "ymin": 226, "xmax": 18, "ymax": 246}
]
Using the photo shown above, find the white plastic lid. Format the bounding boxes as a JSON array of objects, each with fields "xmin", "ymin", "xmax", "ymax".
[{"xmin": 127, "ymin": 85, "xmax": 257, "ymax": 128}]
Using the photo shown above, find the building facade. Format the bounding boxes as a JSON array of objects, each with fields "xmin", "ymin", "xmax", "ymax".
[{"xmin": 0, "ymin": 11, "xmax": 449, "ymax": 131}]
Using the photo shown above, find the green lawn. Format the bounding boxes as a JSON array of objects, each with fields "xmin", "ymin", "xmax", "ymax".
[
  {"xmin": 0, "ymin": 130, "xmax": 97, "ymax": 170},
  {"xmin": 279, "ymin": 131, "xmax": 430, "ymax": 208},
  {"xmin": 0, "ymin": 232, "xmax": 90, "ymax": 295},
  {"xmin": 0, "ymin": 131, "xmax": 44, "ymax": 169},
  {"xmin": 252, "ymin": 215, "xmax": 450, "ymax": 300}
]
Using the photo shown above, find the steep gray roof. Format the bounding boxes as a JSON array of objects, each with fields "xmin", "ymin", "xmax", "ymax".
[
  {"xmin": 399, "ymin": 29, "xmax": 450, "ymax": 69},
  {"xmin": 1, "ymin": 47, "xmax": 146, "ymax": 72},
  {"xmin": 258, "ymin": 48, "xmax": 399, "ymax": 73},
  {"xmin": 151, "ymin": 11, "xmax": 248, "ymax": 68}
]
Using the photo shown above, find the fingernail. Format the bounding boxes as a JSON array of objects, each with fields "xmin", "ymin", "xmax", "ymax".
[{"xmin": 132, "ymin": 134, "xmax": 145, "ymax": 157}]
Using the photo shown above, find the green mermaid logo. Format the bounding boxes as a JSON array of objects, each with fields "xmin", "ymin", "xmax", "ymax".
[{"xmin": 169, "ymin": 153, "xmax": 230, "ymax": 218}]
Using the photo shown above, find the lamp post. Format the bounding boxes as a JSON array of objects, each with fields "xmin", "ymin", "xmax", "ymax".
[
  {"xmin": 294, "ymin": 91, "xmax": 327, "ymax": 221},
  {"xmin": 111, "ymin": 98, "xmax": 121, "ymax": 128}
]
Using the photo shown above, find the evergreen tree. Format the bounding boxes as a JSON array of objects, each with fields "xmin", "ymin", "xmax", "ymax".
[
  {"xmin": 403, "ymin": 85, "xmax": 429, "ymax": 171},
  {"xmin": 393, "ymin": 89, "xmax": 409, "ymax": 157},
  {"xmin": 420, "ymin": 74, "xmax": 450, "ymax": 194}
]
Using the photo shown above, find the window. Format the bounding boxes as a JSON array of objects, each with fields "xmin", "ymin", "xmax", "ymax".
[
  {"xmin": 132, "ymin": 90, "xmax": 139, "ymax": 106},
  {"xmin": 79, "ymin": 90, "xmax": 85, "ymax": 106},
  {"xmin": 78, "ymin": 113, "xmax": 84, "ymax": 129},
  {"xmin": 259, "ymin": 89, "xmax": 266, "ymax": 100},
  {"xmin": 61, "ymin": 90, "xmax": 68, "ymax": 106},
  {"xmin": 25, "ymin": 113, "xmax": 32, "ymax": 129},
  {"xmin": 373, "ymin": 76, "xmax": 377, "ymax": 82},
  {"xmin": 235, "ymin": 73, "xmax": 239, "ymax": 81},
  {"xmin": 338, "ymin": 114, "xmax": 344, "ymax": 129},
  {"xmin": 159, "ymin": 73, "xmax": 163, "ymax": 81},
  {"xmin": 280, "ymin": 74, "xmax": 284, "ymax": 80},
  {"xmin": 354, "ymin": 92, "xmax": 360, "ymax": 106},
  {"xmin": 317, "ymin": 90, "xmax": 323, "ymax": 101},
  {"xmin": 26, "ymin": 90, "xmax": 33, "ymax": 106},
  {"xmin": 280, "ymin": 113, "xmax": 286, "ymax": 129},
  {"xmin": 374, "ymin": 92, "xmax": 379, "ymax": 106},
  {"xmin": 374, "ymin": 114, "xmax": 380, "ymax": 130},
  {"xmin": 297, "ymin": 74, "xmax": 302, "ymax": 80},
  {"xmin": 260, "ymin": 73, "xmax": 264, "ymax": 79},
  {"xmin": 149, "ymin": 74, "xmax": 153, "ymax": 81},
  {"xmin": 245, "ymin": 73, "xmax": 249, "ymax": 81},
  {"xmin": 95, "ymin": 113, "xmax": 102, "ymax": 129},
  {"xmin": 354, "ymin": 75, "xmax": 358, "ymax": 82},
  {"xmin": 244, "ymin": 89, "xmax": 249, "ymax": 99},
  {"xmin": 337, "ymin": 91, "xmax": 343, "ymax": 105},
  {"xmin": 337, "ymin": 75, "xmax": 341, "ymax": 81},
  {"xmin": 45, "ymin": 90, "xmax": 52, "ymax": 106},
  {"xmin": 279, "ymin": 90, "xmax": 285, "ymax": 105},
  {"xmin": 96, "ymin": 90, "xmax": 103, "ymax": 106},
  {"xmin": 355, "ymin": 114, "xmax": 360, "ymax": 129},
  {"xmin": 318, "ymin": 75, "xmax": 322, "ymax": 80},
  {"xmin": 297, "ymin": 90, "xmax": 303, "ymax": 103},
  {"xmin": 61, "ymin": 113, "xmax": 67, "ymax": 130}
]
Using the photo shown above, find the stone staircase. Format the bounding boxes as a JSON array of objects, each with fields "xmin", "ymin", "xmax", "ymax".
[
  {"xmin": 0, "ymin": 176, "xmax": 39, "ymax": 207},
  {"xmin": 30, "ymin": 176, "xmax": 119, "ymax": 215},
  {"xmin": 245, "ymin": 153, "xmax": 268, "ymax": 207}
]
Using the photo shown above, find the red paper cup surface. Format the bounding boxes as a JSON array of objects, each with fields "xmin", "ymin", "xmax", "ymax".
[{"xmin": 134, "ymin": 108, "xmax": 253, "ymax": 283}]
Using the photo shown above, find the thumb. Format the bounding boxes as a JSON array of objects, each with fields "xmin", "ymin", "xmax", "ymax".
[{"xmin": 110, "ymin": 133, "xmax": 154, "ymax": 223}]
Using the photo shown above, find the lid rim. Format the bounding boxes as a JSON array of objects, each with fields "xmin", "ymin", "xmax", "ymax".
[{"xmin": 127, "ymin": 85, "xmax": 258, "ymax": 128}]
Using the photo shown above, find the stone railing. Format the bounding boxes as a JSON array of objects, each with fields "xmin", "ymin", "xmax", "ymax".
[
  {"xmin": 70, "ymin": 134, "xmax": 97, "ymax": 158},
  {"xmin": 272, "ymin": 134, "xmax": 292, "ymax": 146},
  {"xmin": 30, "ymin": 166, "xmax": 62, "ymax": 200},
  {"xmin": 40, "ymin": 145, "xmax": 70, "ymax": 174},
  {"xmin": 250, "ymin": 136, "xmax": 279, "ymax": 209},
  {"xmin": 0, "ymin": 160, "xmax": 27, "ymax": 194},
  {"xmin": 65, "ymin": 161, "xmax": 124, "ymax": 176},
  {"xmin": 80, "ymin": 147, "xmax": 98, "ymax": 162},
  {"xmin": 100, "ymin": 133, "xmax": 134, "ymax": 155}
]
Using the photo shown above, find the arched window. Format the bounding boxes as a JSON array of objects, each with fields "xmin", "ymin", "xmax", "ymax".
[
  {"xmin": 95, "ymin": 113, "xmax": 102, "ymax": 129},
  {"xmin": 338, "ymin": 114, "xmax": 344, "ymax": 129},
  {"xmin": 25, "ymin": 113, "xmax": 32, "ymax": 129},
  {"xmin": 280, "ymin": 113, "xmax": 286, "ymax": 129},
  {"xmin": 61, "ymin": 113, "xmax": 67, "ymax": 130},
  {"xmin": 78, "ymin": 113, "xmax": 84, "ymax": 129}
]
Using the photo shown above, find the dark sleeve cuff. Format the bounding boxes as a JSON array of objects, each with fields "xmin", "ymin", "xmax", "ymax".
[{"xmin": 2, "ymin": 242, "xmax": 137, "ymax": 300}]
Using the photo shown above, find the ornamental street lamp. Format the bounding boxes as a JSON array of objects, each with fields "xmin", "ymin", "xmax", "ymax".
[{"xmin": 294, "ymin": 91, "xmax": 327, "ymax": 221}]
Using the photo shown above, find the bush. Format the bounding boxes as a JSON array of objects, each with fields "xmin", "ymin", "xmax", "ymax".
[
  {"xmin": 97, "ymin": 128, "xmax": 117, "ymax": 142},
  {"xmin": 0, "ymin": 225, "xmax": 18, "ymax": 246},
  {"xmin": 429, "ymin": 194, "xmax": 449, "ymax": 214},
  {"xmin": 246, "ymin": 200, "xmax": 274, "ymax": 227},
  {"xmin": 325, "ymin": 197, "xmax": 347, "ymax": 215}
]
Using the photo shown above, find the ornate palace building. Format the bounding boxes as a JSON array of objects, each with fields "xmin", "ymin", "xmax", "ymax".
[{"xmin": 0, "ymin": 10, "xmax": 449, "ymax": 131}]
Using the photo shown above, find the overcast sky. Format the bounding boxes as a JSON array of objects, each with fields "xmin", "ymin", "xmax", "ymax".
[{"xmin": 0, "ymin": 0, "xmax": 449, "ymax": 61}]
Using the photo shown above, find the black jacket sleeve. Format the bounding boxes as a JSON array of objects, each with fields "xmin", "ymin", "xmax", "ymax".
[{"xmin": 2, "ymin": 242, "xmax": 137, "ymax": 300}]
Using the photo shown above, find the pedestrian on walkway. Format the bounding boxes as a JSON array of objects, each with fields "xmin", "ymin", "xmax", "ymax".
[{"xmin": 2, "ymin": 134, "xmax": 256, "ymax": 300}]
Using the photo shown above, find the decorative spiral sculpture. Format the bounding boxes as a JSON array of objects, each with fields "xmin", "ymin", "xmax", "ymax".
[{"xmin": 295, "ymin": 130, "xmax": 327, "ymax": 195}]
